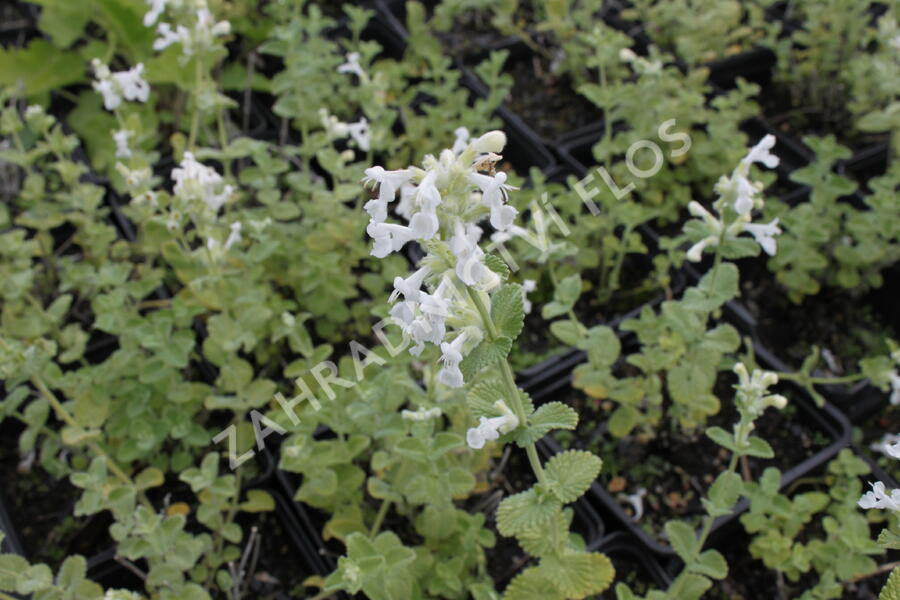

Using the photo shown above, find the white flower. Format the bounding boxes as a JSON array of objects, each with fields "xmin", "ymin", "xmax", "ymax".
[
  {"xmin": 686, "ymin": 236, "xmax": 717, "ymax": 262},
  {"xmin": 144, "ymin": 0, "xmax": 167, "ymax": 26},
  {"xmin": 390, "ymin": 301, "xmax": 416, "ymax": 327},
  {"xmin": 743, "ymin": 134, "xmax": 780, "ymax": 170},
  {"xmin": 743, "ymin": 218, "xmax": 781, "ymax": 256},
  {"xmin": 858, "ymin": 481, "xmax": 900, "ymax": 511},
  {"xmin": 407, "ymin": 279, "xmax": 453, "ymax": 355},
  {"xmin": 113, "ymin": 129, "xmax": 132, "ymax": 158},
  {"xmin": 522, "ymin": 279, "xmax": 536, "ymax": 314},
  {"xmin": 889, "ymin": 371, "xmax": 900, "ymax": 405},
  {"xmin": 450, "ymin": 221, "xmax": 491, "ymax": 287},
  {"xmin": 401, "ymin": 407, "xmax": 443, "ymax": 421},
  {"xmin": 92, "ymin": 60, "xmax": 149, "ymax": 111},
  {"xmin": 337, "ymin": 52, "xmax": 366, "ymax": 79},
  {"xmin": 469, "ymin": 171, "xmax": 518, "ymax": 231},
  {"xmin": 153, "ymin": 22, "xmax": 190, "ymax": 51},
  {"xmin": 390, "ymin": 267, "xmax": 429, "ymax": 303},
  {"xmin": 346, "ymin": 118, "xmax": 370, "ymax": 151},
  {"xmin": 362, "ymin": 167, "xmax": 413, "ymax": 224},
  {"xmin": 437, "ymin": 332, "xmax": 467, "ymax": 388},
  {"xmin": 224, "ymin": 221, "xmax": 242, "ymax": 249},
  {"xmin": 871, "ymin": 434, "xmax": 900, "ymax": 459},
  {"xmin": 171, "ymin": 152, "xmax": 232, "ymax": 212},
  {"xmin": 366, "ymin": 221, "xmax": 414, "ymax": 258},
  {"xmin": 466, "ymin": 402, "xmax": 519, "ymax": 450},
  {"xmin": 452, "ymin": 127, "xmax": 470, "ymax": 154},
  {"xmin": 733, "ymin": 362, "xmax": 787, "ymax": 417}
]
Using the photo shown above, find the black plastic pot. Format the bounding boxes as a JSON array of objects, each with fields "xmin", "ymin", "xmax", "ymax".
[
  {"xmin": 840, "ymin": 142, "xmax": 892, "ymax": 189},
  {"xmin": 588, "ymin": 531, "xmax": 672, "ymax": 595},
  {"xmin": 531, "ymin": 325, "xmax": 851, "ymax": 557}
]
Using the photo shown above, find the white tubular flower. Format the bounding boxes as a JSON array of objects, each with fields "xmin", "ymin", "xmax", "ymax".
[
  {"xmin": 451, "ymin": 221, "xmax": 490, "ymax": 286},
  {"xmin": 364, "ymin": 167, "xmax": 414, "ymax": 202},
  {"xmin": 390, "ymin": 301, "xmax": 416, "ymax": 327},
  {"xmin": 396, "ymin": 183, "xmax": 417, "ymax": 220},
  {"xmin": 686, "ymin": 236, "xmax": 717, "ymax": 262},
  {"xmin": 743, "ymin": 134, "xmax": 780, "ymax": 170},
  {"xmin": 871, "ymin": 434, "xmax": 900, "ymax": 458},
  {"xmin": 153, "ymin": 22, "xmax": 190, "ymax": 51},
  {"xmin": 337, "ymin": 52, "xmax": 366, "ymax": 79},
  {"xmin": 366, "ymin": 222, "xmax": 414, "ymax": 258},
  {"xmin": 734, "ymin": 362, "xmax": 788, "ymax": 418},
  {"xmin": 92, "ymin": 60, "xmax": 149, "ymax": 110},
  {"xmin": 743, "ymin": 218, "xmax": 782, "ymax": 256},
  {"xmin": 469, "ymin": 171, "xmax": 518, "ymax": 231},
  {"xmin": 113, "ymin": 129, "xmax": 132, "ymax": 158},
  {"xmin": 620, "ymin": 487, "xmax": 647, "ymax": 521},
  {"xmin": 890, "ymin": 371, "xmax": 900, "ymax": 405},
  {"xmin": 172, "ymin": 152, "xmax": 232, "ymax": 212},
  {"xmin": 522, "ymin": 279, "xmax": 536, "ymax": 314},
  {"xmin": 112, "ymin": 63, "xmax": 150, "ymax": 103},
  {"xmin": 437, "ymin": 332, "xmax": 467, "ymax": 388},
  {"xmin": 390, "ymin": 267, "xmax": 430, "ymax": 303},
  {"xmin": 401, "ymin": 407, "xmax": 443, "ymax": 421},
  {"xmin": 887, "ymin": 439, "xmax": 900, "ymax": 461},
  {"xmin": 346, "ymin": 118, "xmax": 370, "ymax": 151},
  {"xmin": 224, "ymin": 221, "xmax": 242, "ymax": 249},
  {"xmin": 452, "ymin": 127, "xmax": 470, "ymax": 154},
  {"xmin": 859, "ymin": 481, "xmax": 900, "ymax": 511},
  {"xmin": 144, "ymin": 0, "xmax": 167, "ymax": 26},
  {"xmin": 466, "ymin": 401, "xmax": 519, "ymax": 450}
]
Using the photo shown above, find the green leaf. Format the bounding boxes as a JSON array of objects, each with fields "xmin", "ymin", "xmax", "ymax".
[
  {"xmin": 239, "ymin": 490, "xmax": 275, "ymax": 513},
  {"xmin": 742, "ymin": 437, "xmax": 774, "ymax": 459},
  {"xmin": 513, "ymin": 402, "xmax": 578, "ymax": 446},
  {"xmin": 30, "ymin": 0, "xmax": 91, "ymax": 47},
  {"xmin": 550, "ymin": 319, "xmax": 584, "ymax": 346},
  {"xmin": 491, "ymin": 283, "xmax": 525, "ymax": 341},
  {"xmin": 577, "ymin": 325, "xmax": 620, "ymax": 368},
  {"xmin": 545, "ymin": 552, "xmax": 616, "ymax": 598},
  {"xmin": 705, "ymin": 426, "xmax": 737, "ymax": 452},
  {"xmin": 459, "ymin": 337, "xmax": 512, "ymax": 380},
  {"xmin": 690, "ymin": 550, "xmax": 728, "ymax": 580},
  {"xmin": 880, "ymin": 565, "xmax": 900, "ymax": 600},
  {"xmin": 665, "ymin": 520, "xmax": 699, "ymax": 562},
  {"xmin": 702, "ymin": 471, "xmax": 741, "ymax": 517},
  {"xmin": 134, "ymin": 467, "xmax": 165, "ymax": 491},
  {"xmin": 0, "ymin": 554, "xmax": 29, "ymax": 590},
  {"xmin": 0, "ymin": 40, "xmax": 84, "ymax": 97},
  {"xmin": 544, "ymin": 450, "xmax": 602, "ymax": 504},
  {"xmin": 496, "ymin": 489, "xmax": 560, "ymax": 537},
  {"xmin": 503, "ymin": 566, "xmax": 564, "ymax": 600}
]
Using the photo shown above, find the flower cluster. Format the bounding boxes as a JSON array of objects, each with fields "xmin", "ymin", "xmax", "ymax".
[
  {"xmin": 362, "ymin": 130, "xmax": 520, "ymax": 395},
  {"xmin": 91, "ymin": 59, "xmax": 150, "ymax": 111},
  {"xmin": 172, "ymin": 151, "xmax": 234, "ymax": 213},
  {"xmin": 685, "ymin": 135, "xmax": 783, "ymax": 261},
  {"xmin": 859, "ymin": 434, "xmax": 900, "ymax": 512},
  {"xmin": 146, "ymin": 0, "xmax": 231, "ymax": 56}
]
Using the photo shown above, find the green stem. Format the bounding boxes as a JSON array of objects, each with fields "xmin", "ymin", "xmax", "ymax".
[
  {"xmin": 369, "ymin": 499, "xmax": 391, "ymax": 537},
  {"xmin": 466, "ymin": 286, "xmax": 548, "ymax": 487},
  {"xmin": 187, "ymin": 60, "xmax": 204, "ymax": 150},
  {"xmin": 608, "ymin": 224, "xmax": 634, "ymax": 292},
  {"xmin": 31, "ymin": 377, "xmax": 151, "ymax": 507},
  {"xmin": 777, "ymin": 372, "xmax": 866, "ymax": 385},
  {"xmin": 708, "ymin": 242, "xmax": 724, "ymax": 288}
]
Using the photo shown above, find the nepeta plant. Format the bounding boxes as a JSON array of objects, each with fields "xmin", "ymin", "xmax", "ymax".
[{"xmin": 357, "ymin": 130, "xmax": 614, "ymax": 599}]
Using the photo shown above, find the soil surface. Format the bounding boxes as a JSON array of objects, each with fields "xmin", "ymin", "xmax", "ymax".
[
  {"xmin": 738, "ymin": 256, "xmax": 899, "ymax": 371},
  {"xmin": 551, "ymin": 376, "xmax": 831, "ymax": 544},
  {"xmin": 0, "ymin": 421, "xmax": 112, "ymax": 569},
  {"xmin": 709, "ymin": 530, "xmax": 888, "ymax": 600}
]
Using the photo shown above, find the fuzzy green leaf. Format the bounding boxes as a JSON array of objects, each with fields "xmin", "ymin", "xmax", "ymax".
[
  {"xmin": 460, "ymin": 337, "xmax": 512, "ymax": 381},
  {"xmin": 513, "ymin": 402, "xmax": 578, "ymax": 446},
  {"xmin": 544, "ymin": 551, "xmax": 616, "ymax": 598},
  {"xmin": 544, "ymin": 450, "xmax": 602, "ymax": 504},
  {"xmin": 496, "ymin": 489, "xmax": 560, "ymax": 537},
  {"xmin": 880, "ymin": 565, "xmax": 900, "ymax": 600},
  {"xmin": 492, "ymin": 283, "xmax": 525, "ymax": 341},
  {"xmin": 665, "ymin": 520, "xmax": 699, "ymax": 562},
  {"xmin": 690, "ymin": 550, "xmax": 728, "ymax": 580}
]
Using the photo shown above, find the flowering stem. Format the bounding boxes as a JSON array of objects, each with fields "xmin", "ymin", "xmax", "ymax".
[
  {"xmin": 696, "ymin": 452, "xmax": 739, "ymax": 551},
  {"xmin": 466, "ymin": 286, "xmax": 548, "ymax": 487}
]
